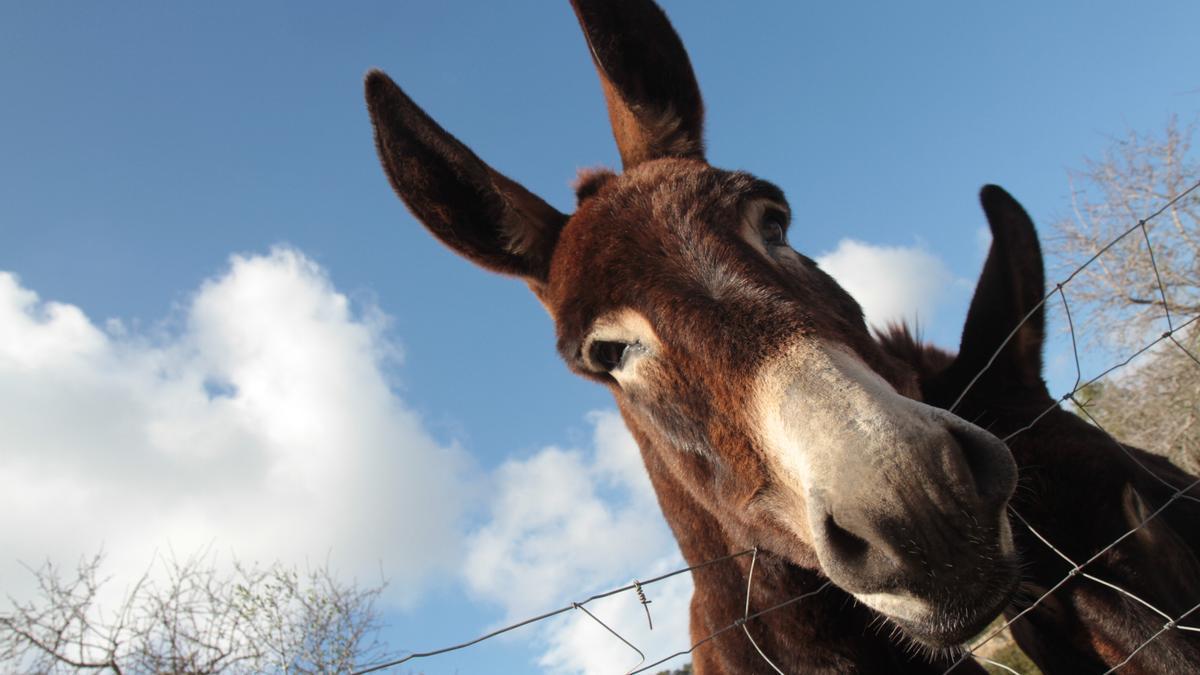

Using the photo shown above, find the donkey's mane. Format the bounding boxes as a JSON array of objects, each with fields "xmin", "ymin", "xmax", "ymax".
[
  {"xmin": 877, "ymin": 323, "xmax": 955, "ymax": 385},
  {"xmin": 573, "ymin": 167, "xmax": 618, "ymax": 204}
]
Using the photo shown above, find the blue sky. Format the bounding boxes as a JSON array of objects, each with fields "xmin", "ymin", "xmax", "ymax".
[{"xmin": 2, "ymin": 1, "xmax": 1198, "ymax": 673}]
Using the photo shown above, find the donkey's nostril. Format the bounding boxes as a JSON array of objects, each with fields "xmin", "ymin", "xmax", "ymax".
[
  {"xmin": 947, "ymin": 426, "xmax": 1017, "ymax": 508},
  {"xmin": 814, "ymin": 507, "xmax": 921, "ymax": 585},
  {"xmin": 824, "ymin": 513, "xmax": 870, "ymax": 563}
]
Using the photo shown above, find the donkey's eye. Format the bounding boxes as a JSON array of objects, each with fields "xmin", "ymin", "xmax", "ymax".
[
  {"xmin": 760, "ymin": 209, "xmax": 787, "ymax": 246},
  {"xmin": 589, "ymin": 340, "xmax": 630, "ymax": 372}
]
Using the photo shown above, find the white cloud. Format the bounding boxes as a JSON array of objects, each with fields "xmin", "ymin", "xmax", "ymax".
[
  {"xmin": 0, "ymin": 248, "xmax": 470, "ymax": 607},
  {"xmin": 0, "ymin": 245, "xmax": 693, "ymax": 672},
  {"xmin": 817, "ymin": 239, "xmax": 958, "ymax": 330},
  {"xmin": 463, "ymin": 411, "xmax": 693, "ymax": 675}
]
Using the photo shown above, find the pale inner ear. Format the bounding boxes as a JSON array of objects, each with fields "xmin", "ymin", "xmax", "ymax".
[{"xmin": 584, "ymin": 309, "xmax": 661, "ymax": 385}]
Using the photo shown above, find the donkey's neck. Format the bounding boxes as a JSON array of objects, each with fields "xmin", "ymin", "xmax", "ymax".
[{"xmin": 622, "ymin": 414, "xmax": 978, "ymax": 675}]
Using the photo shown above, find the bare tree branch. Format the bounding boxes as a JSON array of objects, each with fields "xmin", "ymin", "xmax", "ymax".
[
  {"xmin": 1051, "ymin": 117, "xmax": 1200, "ymax": 472},
  {"xmin": 1, "ymin": 550, "xmax": 390, "ymax": 674}
]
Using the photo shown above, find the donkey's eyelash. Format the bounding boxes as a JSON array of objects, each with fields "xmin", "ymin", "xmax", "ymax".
[{"xmin": 762, "ymin": 206, "xmax": 790, "ymax": 228}]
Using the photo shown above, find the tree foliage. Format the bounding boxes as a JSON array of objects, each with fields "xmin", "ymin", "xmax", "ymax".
[
  {"xmin": 1, "ymin": 550, "xmax": 388, "ymax": 674},
  {"xmin": 1050, "ymin": 116, "xmax": 1200, "ymax": 472}
]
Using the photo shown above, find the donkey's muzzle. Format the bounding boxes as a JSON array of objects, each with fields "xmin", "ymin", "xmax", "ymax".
[{"xmin": 805, "ymin": 407, "xmax": 1019, "ymax": 645}]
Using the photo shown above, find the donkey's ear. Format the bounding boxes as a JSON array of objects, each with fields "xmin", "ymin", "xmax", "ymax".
[
  {"xmin": 571, "ymin": 0, "xmax": 705, "ymax": 169},
  {"xmin": 947, "ymin": 185, "xmax": 1046, "ymax": 392},
  {"xmin": 365, "ymin": 71, "xmax": 567, "ymax": 282},
  {"xmin": 1121, "ymin": 484, "xmax": 1200, "ymax": 601}
]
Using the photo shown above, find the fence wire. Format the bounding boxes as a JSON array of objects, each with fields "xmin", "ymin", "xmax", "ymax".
[{"xmin": 357, "ymin": 178, "xmax": 1200, "ymax": 675}]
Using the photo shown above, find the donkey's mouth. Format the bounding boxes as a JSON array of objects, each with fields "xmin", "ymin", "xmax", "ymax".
[{"xmin": 887, "ymin": 568, "xmax": 1019, "ymax": 648}]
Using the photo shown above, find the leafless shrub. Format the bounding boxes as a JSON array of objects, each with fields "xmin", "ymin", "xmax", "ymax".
[
  {"xmin": 1051, "ymin": 116, "xmax": 1200, "ymax": 471},
  {"xmin": 1, "ymin": 549, "xmax": 388, "ymax": 674}
]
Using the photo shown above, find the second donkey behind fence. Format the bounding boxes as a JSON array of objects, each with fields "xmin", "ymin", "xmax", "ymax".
[{"xmin": 882, "ymin": 185, "xmax": 1200, "ymax": 674}]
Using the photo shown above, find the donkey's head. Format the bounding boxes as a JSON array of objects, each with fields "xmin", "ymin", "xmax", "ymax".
[{"xmin": 365, "ymin": 0, "xmax": 1018, "ymax": 646}]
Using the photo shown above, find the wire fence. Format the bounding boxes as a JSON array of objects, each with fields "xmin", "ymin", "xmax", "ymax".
[{"xmin": 354, "ymin": 178, "xmax": 1200, "ymax": 675}]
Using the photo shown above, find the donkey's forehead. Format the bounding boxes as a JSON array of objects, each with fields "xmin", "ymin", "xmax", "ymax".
[
  {"xmin": 551, "ymin": 162, "xmax": 762, "ymax": 285},
  {"xmin": 597, "ymin": 160, "xmax": 778, "ymax": 220},
  {"xmin": 548, "ymin": 160, "xmax": 782, "ymax": 292}
]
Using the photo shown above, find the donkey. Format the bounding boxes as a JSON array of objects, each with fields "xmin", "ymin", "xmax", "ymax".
[
  {"xmin": 365, "ymin": 1, "xmax": 1019, "ymax": 671},
  {"xmin": 881, "ymin": 185, "xmax": 1200, "ymax": 673}
]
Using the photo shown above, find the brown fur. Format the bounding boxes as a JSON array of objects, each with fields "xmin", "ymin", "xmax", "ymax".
[{"xmin": 881, "ymin": 185, "xmax": 1200, "ymax": 674}]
